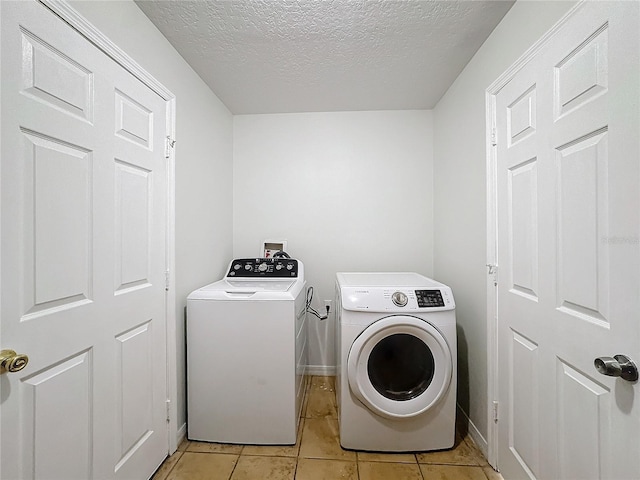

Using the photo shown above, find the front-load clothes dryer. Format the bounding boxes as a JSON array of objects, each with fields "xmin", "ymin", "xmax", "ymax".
[
  {"xmin": 335, "ymin": 272, "xmax": 456, "ymax": 452},
  {"xmin": 187, "ymin": 257, "xmax": 308, "ymax": 445}
]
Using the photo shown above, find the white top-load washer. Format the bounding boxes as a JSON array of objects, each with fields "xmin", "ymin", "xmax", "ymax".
[
  {"xmin": 335, "ymin": 272, "xmax": 456, "ymax": 452},
  {"xmin": 187, "ymin": 257, "xmax": 307, "ymax": 445}
]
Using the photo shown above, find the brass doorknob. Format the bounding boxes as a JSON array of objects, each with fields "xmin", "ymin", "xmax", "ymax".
[{"xmin": 0, "ymin": 349, "xmax": 29, "ymax": 374}]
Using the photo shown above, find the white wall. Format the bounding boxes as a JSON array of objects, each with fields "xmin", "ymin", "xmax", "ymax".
[
  {"xmin": 233, "ymin": 110, "xmax": 434, "ymax": 372},
  {"xmin": 432, "ymin": 0, "xmax": 576, "ymax": 447},
  {"xmin": 69, "ymin": 0, "xmax": 234, "ymax": 434},
  {"xmin": 65, "ymin": 0, "xmax": 579, "ymax": 453}
]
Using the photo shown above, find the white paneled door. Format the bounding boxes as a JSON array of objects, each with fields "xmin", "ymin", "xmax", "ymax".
[
  {"xmin": 495, "ymin": 2, "xmax": 639, "ymax": 479},
  {"xmin": 1, "ymin": 2, "xmax": 168, "ymax": 479}
]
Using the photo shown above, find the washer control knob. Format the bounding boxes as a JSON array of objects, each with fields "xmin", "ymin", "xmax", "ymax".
[
  {"xmin": 286, "ymin": 264, "xmax": 293, "ymax": 270},
  {"xmin": 258, "ymin": 262, "xmax": 268, "ymax": 272},
  {"xmin": 392, "ymin": 291, "xmax": 408, "ymax": 307},
  {"xmin": 234, "ymin": 264, "xmax": 241, "ymax": 270},
  {"xmin": 244, "ymin": 264, "xmax": 252, "ymax": 271},
  {"xmin": 276, "ymin": 264, "xmax": 283, "ymax": 270}
]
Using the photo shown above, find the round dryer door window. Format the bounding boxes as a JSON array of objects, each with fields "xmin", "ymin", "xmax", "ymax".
[{"xmin": 347, "ymin": 316, "xmax": 452, "ymax": 419}]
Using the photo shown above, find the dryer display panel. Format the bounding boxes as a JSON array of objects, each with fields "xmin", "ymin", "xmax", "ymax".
[{"xmin": 415, "ymin": 289, "xmax": 444, "ymax": 308}]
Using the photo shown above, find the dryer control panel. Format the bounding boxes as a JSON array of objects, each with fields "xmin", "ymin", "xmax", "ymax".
[
  {"xmin": 227, "ymin": 258, "xmax": 299, "ymax": 278},
  {"xmin": 339, "ymin": 285, "xmax": 454, "ymax": 312}
]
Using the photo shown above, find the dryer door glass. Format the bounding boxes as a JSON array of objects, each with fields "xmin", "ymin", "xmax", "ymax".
[{"xmin": 367, "ymin": 333, "xmax": 434, "ymax": 401}]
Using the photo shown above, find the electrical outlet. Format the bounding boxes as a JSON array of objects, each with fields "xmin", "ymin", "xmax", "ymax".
[{"xmin": 324, "ymin": 300, "xmax": 332, "ymax": 312}]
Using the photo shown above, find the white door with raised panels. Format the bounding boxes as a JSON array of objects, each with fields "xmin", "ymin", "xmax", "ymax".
[
  {"xmin": 1, "ymin": 1, "xmax": 168, "ymax": 479},
  {"xmin": 495, "ymin": 2, "xmax": 639, "ymax": 479}
]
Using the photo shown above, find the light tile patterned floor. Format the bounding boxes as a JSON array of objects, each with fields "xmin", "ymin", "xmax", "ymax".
[{"xmin": 153, "ymin": 376, "xmax": 503, "ymax": 480}]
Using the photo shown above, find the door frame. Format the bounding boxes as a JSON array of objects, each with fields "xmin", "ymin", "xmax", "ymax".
[
  {"xmin": 484, "ymin": 1, "xmax": 584, "ymax": 471},
  {"xmin": 2, "ymin": 0, "xmax": 179, "ymax": 454}
]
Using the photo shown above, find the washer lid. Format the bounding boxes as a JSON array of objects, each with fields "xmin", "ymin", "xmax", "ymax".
[
  {"xmin": 187, "ymin": 278, "xmax": 300, "ymax": 300},
  {"xmin": 188, "ymin": 258, "xmax": 306, "ymax": 301},
  {"xmin": 225, "ymin": 280, "xmax": 295, "ymax": 291},
  {"xmin": 347, "ymin": 315, "xmax": 452, "ymax": 419}
]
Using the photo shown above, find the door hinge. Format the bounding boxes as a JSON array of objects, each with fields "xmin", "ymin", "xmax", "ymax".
[
  {"xmin": 491, "ymin": 128, "xmax": 497, "ymax": 146},
  {"xmin": 165, "ymin": 269, "xmax": 170, "ymax": 291},
  {"xmin": 165, "ymin": 136, "xmax": 176, "ymax": 158},
  {"xmin": 487, "ymin": 264, "xmax": 499, "ymax": 287},
  {"xmin": 493, "ymin": 401, "xmax": 499, "ymax": 423},
  {"xmin": 166, "ymin": 399, "xmax": 171, "ymax": 423}
]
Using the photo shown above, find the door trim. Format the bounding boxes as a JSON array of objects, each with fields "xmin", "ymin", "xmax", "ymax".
[
  {"xmin": 37, "ymin": 0, "xmax": 179, "ymax": 454},
  {"xmin": 484, "ymin": 1, "xmax": 585, "ymax": 470}
]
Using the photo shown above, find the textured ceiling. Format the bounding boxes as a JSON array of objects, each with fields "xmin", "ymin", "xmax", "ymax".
[{"xmin": 136, "ymin": 0, "xmax": 514, "ymax": 114}]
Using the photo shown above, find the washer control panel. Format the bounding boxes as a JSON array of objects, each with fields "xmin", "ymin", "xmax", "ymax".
[{"xmin": 227, "ymin": 258, "xmax": 299, "ymax": 278}]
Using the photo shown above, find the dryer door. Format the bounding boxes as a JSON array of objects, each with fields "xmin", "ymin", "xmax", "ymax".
[{"xmin": 347, "ymin": 315, "xmax": 452, "ymax": 419}]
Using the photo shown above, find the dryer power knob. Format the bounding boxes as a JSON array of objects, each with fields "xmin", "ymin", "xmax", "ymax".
[{"xmin": 392, "ymin": 291, "xmax": 408, "ymax": 307}]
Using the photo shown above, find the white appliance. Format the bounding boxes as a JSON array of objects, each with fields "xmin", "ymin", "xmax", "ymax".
[
  {"xmin": 187, "ymin": 257, "xmax": 308, "ymax": 445},
  {"xmin": 335, "ymin": 272, "xmax": 456, "ymax": 452}
]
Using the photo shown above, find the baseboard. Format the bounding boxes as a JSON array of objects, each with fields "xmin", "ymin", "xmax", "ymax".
[
  {"xmin": 175, "ymin": 422, "xmax": 186, "ymax": 451},
  {"xmin": 456, "ymin": 404, "xmax": 488, "ymax": 459},
  {"xmin": 306, "ymin": 365, "xmax": 336, "ymax": 376}
]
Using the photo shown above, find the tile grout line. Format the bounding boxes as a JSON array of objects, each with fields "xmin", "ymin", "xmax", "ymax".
[
  {"xmin": 227, "ymin": 451, "xmax": 241, "ymax": 480},
  {"xmin": 418, "ymin": 460, "xmax": 426, "ymax": 480},
  {"xmin": 158, "ymin": 450, "xmax": 182, "ymax": 480},
  {"xmin": 292, "ymin": 456, "xmax": 300, "ymax": 480}
]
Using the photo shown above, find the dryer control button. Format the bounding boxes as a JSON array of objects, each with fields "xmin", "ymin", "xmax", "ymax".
[{"xmin": 392, "ymin": 291, "xmax": 408, "ymax": 307}]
